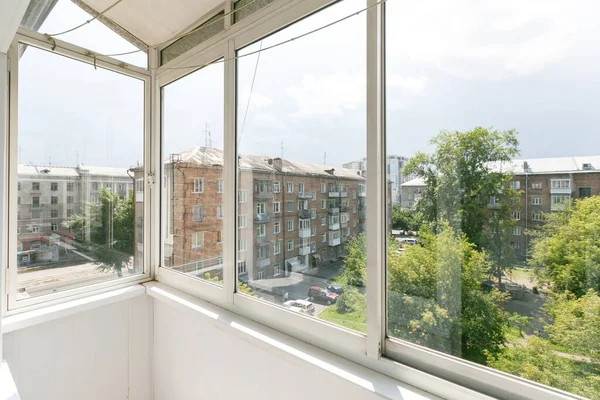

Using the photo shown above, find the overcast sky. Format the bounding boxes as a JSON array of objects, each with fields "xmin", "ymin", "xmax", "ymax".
[{"xmin": 18, "ymin": 0, "xmax": 600, "ymax": 168}]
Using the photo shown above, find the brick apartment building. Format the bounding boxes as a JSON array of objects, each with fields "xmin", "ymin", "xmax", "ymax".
[
  {"xmin": 17, "ymin": 163, "xmax": 137, "ymax": 267},
  {"xmin": 507, "ymin": 156, "xmax": 600, "ymax": 259},
  {"xmin": 400, "ymin": 156, "xmax": 600, "ymax": 260},
  {"xmin": 162, "ymin": 147, "xmax": 371, "ymax": 283}
]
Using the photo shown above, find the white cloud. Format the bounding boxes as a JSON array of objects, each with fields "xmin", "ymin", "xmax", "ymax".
[
  {"xmin": 252, "ymin": 113, "xmax": 286, "ymax": 130},
  {"xmin": 240, "ymin": 92, "xmax": 274, "ymax": 110},
  {"xmin": 387, "ymin": 75, "xmax": 430, "ymax": 95},
  {"xmin": 286, "ymin": 73, "xmax": 365, "ymax": 118},
  {"xmin": 386, "ymin": 0, "xmax": 590, "ymax": 79}
]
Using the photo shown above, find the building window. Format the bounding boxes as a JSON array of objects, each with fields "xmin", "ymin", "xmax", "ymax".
[
  {"xmin": 358, "ymin": 184, "xmax": 366, "ymax": 194},
  {"xmin": 353, "ymin": 206, "xmax": 357, "ymax": 214},
  {"xmin": 273, "ymin": 263, "xmax": 281, "ymax": 276},
  {"xmin": 137, "ymin": 233, "xmax": 143, "ymax": 244},
  {"xmin": 17, "ymin": 182, "xmax": 21, "ymax": 191},
  {"xmin": 67, "ymin": 196, "xmax": 73, "ymax": 204},
  {"xmin": 298, "ymin": 200, "xmax": 308, "ymax": 210},
  {"xmin": 238, "ymin": 260, "xmax": 247, "ymax": 275},
  {"xmin": 217, "ymin": 179, "xmax": 224, "ymax": 193},
  {"xmin": 311, "ymin": 226, "xmax": 316, "ymax": 236},
  {"xmin": 192, "ymin": 206, "xmax": 205, "ymax": 221},
  {"xmin": 32, "ymin": 197, "xmax": 40, "ymax": 207},
  {"xmin": 51, "ymin": 182, "xmax": 58, "ymax": 191},
  {"xmin": 135, "ymin": 180, "xmax": 143, "ymax": 193},
  {"xmin": 273, "ymin": 181, "xmax": 280, "ymax": 193},
  {"xmin": 217, "ymin": 230, "xmax": 223, "ymax": 243},
  {"xmin": 274, "ymin": 222, "xmax": 280, "ymax": 234},
  {"xmin": 511, "ymin": 211, "xmax": 520, "ymax": 221},
  {"xmin": 238, "ymin": 215, "xmax": 247, "ymax": 229},
  {"xmin": 353, "ymin": 191, "xmax": 357, "ymax": 199},
  {"xmin": 257, "ymin": 224, "xmax": 266, "ymax": 237},
  {"xmin": 273, "ymin": 201, "xmax": 281, "ymax": 213},
  {"xmin": 274, "ymin": 241, "xmax": 281, "ymax": 255},
  {"xmin": 93, "ymin": 183, "xmax": 100, "ymax": 191},
  {"xmin": 532, "ymin": 196, "xmax": 542, "ymax": 205},
  {"xmin": 32, "ymin": 226, "xmax": 39, "ymax": 233},
  {"xmin": 256, "ymin": 202, "xmax": 266, "ymax": 214},
  {"xmin": 258, "ymin": 271, "xmax": 266, "ymax": 280},
  {"xmin": 320, "ymin": 183, "xmax": 326, "ymax": 193},
  {"xmin": 67, "ymin": 209, "xmax": 73, "ymax": 217},
  {"xmin": 51, "ymin": 209, "xmax": 58, "ymax": 218},
  {"xmin": 287, "ymin": 240, "xmax": 294, "ymax": 251},
  {"xmin": 321, "ymin": 199, "xmax": 326, "ymax": 209},
  {"xmin": 238, "ymin": 238, "xmax": 247, "ymax": 252},
  {"xmin": 511, "ymin": 241, "xmax": 521, "ymax": 251},
  {"xmin": 551, "ymin": 194, "xmax": 571, "ymax": 209},
  {"xmin": 531, "ymin": 181, "xmax": 542, "ymax": 189},
  {"xmin": 310, "ymin": 208, "xmax": 316, "ymax": 219},
  {"xmin": 31, "ymin": 210, "xmax": 40, "ymax": 219},
  {"xmin": 321, "ymin": 233, "xmax": 326, "ymax": 243},
  {"xmin": 287, "ymin": 201, "xmax": 294, "ymax": 212},
  {"xmin": 321, "ymin": 216, "xmax": 326, "ymax": 226},
  {"xmin": 287, "ymin": 220, "xmax": 294, "ymax": 231},
  {"xmin": 532, "ymin": 212, "xmax": 543, "ymax": 221},
  {"xmin": 217, "ymin": 205, "xmax": 223, "ymax": 219},
  {"xmin": 298, "ymin": 183, "xmax": 305, "ymax": 193},
  {"xmin": 579, "ymin": 187, "xmax": 592, "ymax": 198},
  {"xmin": 192, "ymin": 232, "xmax": 204, "ymax": 248},
  {"xmin": 512, "ymin": 226, "xmax": 521, "ymax": 236},
  {"xmin": 287, "ymin": 182, "xmax": 294, "ymax": 193},
  {"xmin": 193, "ymin": 178, "xmax": 204, "ymax": 193},
  {"xmin": 51, "ymin": 196, "xmax": 58, "ymax": 204},
  {"xmin": 32, "ymin": 182, "xmax": 40, "ymax": 191},
  {"xmin": 509, "ymin": 181, "xmax": 521, "ymax": 190},
  {"xmin": 67, "ymin": 182, "xmax": 73, "ymax": 192},
  {"xmin": 551, "ymin": 179, "xmax": 571, "ymax": 189},
  {"xmin": 118, "ymin": 184, "xmax": 124, "ymax": 191},
  {"xmin": 238, "ymin": 189, "xmax": 248, "ymax": 203}
]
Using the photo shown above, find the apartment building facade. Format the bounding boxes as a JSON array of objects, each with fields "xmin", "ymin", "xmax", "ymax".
[
  {"xmin": 507, "ymin": 157, "xmax": 600, "ymax": 259},
  {"xmin": 17, "ymin": 163, "xmax": 135, "ymax": 266},
  {"xmin": 163, "ymin": 148, "xmax": 367, "ymax": 283},
  {"xmin": 400, "ymin": 177, "xmax": 426, "ymax": 210}
]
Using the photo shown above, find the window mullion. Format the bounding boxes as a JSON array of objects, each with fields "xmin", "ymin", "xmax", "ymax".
[
  {"xmin": 223, "ymin": 38, "xmax": 236, "ymax": 304},
  {"xmin": 365, "ymin": 0, "xmax": 385, "ymax": 359},
  {"xmin": 149, "ymin": 47, "xmax": 160, "ymax": 279}
]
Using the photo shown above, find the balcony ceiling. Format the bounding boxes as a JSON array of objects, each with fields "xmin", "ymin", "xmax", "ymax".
[{"xmin": 80, "ymin": 0, "xmax": 224, "ymax": 46}]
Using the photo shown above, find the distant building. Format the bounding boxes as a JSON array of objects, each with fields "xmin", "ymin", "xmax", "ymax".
[
  {"xmin": 400, "ymin": 178, "xmax": 426, "ymax": 210},
  {"xmin": 342, "ymin": 155, "xmax": 416, "ymax": 204}
]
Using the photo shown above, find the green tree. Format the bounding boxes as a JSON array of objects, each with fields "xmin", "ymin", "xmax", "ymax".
[
  {"xmin": 529, "ymin": 196, "xmax": 600, "ymax": 296},
  {"xmin": 388, "ymin": 225, "xmax": 510, "ymax": 364},
  {"xmin": 545, "ymin": 289, "xmax": 600, "ymax": 362},
  {"xmin": 64, "ymin": 188, "xmax": 134, "ymax": 277},
  {"xmin": 403, "ymin": 127, "xmax": 520, "ymax": 284},
  {"xmin": 339, "ymin": 233, "xmax": 366, "ymax": 287},
  {"xmin": 392, "ymin": 206, "xmax": 421, "ymax": 231},
  {"xmin": 403, "ymin": 127, "xmax": 519, "ymax": 247}
]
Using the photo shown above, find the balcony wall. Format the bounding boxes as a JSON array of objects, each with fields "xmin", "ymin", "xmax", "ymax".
[{"xmin": 2, "ymin": 293, "xmax": 152, "ymax": 400}]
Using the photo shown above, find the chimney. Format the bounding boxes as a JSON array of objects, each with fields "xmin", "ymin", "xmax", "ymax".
[
  {"xmin": 325, "ymin": 168, "xmax": 336, "ymax": 176},
  {"xmin": 523, "ymin": 161, "xmax": 530, "ymax": 173},
  {"xmin": 269, "ymin": 157, "xmax": 283, "ymax": 171}
]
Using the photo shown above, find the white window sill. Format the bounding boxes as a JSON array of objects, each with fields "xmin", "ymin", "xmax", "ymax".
[
  {"xmin": 145, "ymin": 282, "xmax": 484, "ymax": 400},
  {"xmin": 2, "ymin": 285, "xmax": 146, "ymax": 334}
]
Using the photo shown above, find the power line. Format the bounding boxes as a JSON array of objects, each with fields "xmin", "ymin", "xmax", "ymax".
[
  {"xmin": 238, "ymin": 40, "xmax": 263, "ymax": 146},
  {"xmin": 47, "ymin": 0, "xmax": 126, "ymax": 37}
]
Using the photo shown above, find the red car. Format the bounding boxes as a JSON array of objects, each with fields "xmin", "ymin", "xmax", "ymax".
[{"xmin": 308, "ymin": 286, "xmax": 338, "ymax": 305}]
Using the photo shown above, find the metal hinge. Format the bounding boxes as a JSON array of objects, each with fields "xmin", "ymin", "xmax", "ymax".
[{"xmin": 147, "ymin": 173, "xmax": 156, "ymax": 188}]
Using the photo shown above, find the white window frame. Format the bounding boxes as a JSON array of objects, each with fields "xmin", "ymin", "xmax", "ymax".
[
  {"xmin": 321, "ymin": 183, "xmax": 326, "ymax": 193},
  {"xmin": 321, "ymin": 199, "xmax": 326, "ymax": 209},
  {"xmin": 509, "ymin": 180, "xmax": 520, "ymax": 190},
  {"xmin": 238, "ymin": 215, "xmax": 247, "ymax": 229},
  {"xmin": 298, "ymin": 182, "xmax": 305, "ymax": 193},
  {"xmin": 217, "ymin": 205, "xmax": 224, "ymax": 220},
  {"xmin": 273, "ymin": 262, "xmax": 281, "ymax": 276},
  {"xmin": 273, "ymin": 181, "xmax": 280, "ymax": 193},
  {"xmin": 274, "ymin": 222, "xmax": 280, "ymax": 235},
  {"xmin": 1, "ymin": 4, "xmax": 569, "ymax": 400},
  {"xmin": 511, "ymin": 226, "xmax": 521, "ymax": 236},
  {"xmin": 217, "ymin": 179, "xmax": 224, "ymax": 193},
  {"xmin": 193, "ymin": 178, "xmax": 204, "ymax": 193},
  {"xmin": 274, "ymin": 240, "xmax": 281, "ymax": 255},
  {"xmin": 531, "ymin": 181, "xmax": 542, "ymax": 189},
  {"xmin": 321, "ymin": 233, "xmax": 326, "ymax": 243},
  {"xmin": 238, "ymin": 189, "xmax": 248, "ymax": 203},
  {"xmin": 192, "ymin": 205, "xmax": 205, "ymax": 221},
  {"xmin": 286, "ymin": 201, "xmax": 294, "ymax": 212},
  {"xmin": 287, "ymin": 240, "xmax": 294, "ymax": 251},
  {"xmin": 287, "ymin": 182, "xmax": 294, "ymax": 193},
  {"xmin": 273, "ymin": 201, "xmax": 281, "ymax": 213},
  {"xmin": 510, "ymin": 211, "xmax": 520, "ymax": 221},
  {"xmin": 192, "ymin": 232, "xmax": 204, "ymax": 249},
  {"xmin": 287, "ymin": 219, "xmax": 294, "ymax": 231}
]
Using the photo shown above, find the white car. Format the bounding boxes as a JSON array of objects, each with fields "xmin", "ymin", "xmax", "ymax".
[{"xmin": 283, "ymin": 299, "xmax": 315, "ymax": 315}]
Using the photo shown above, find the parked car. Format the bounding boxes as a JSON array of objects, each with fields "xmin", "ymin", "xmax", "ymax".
[
  {"xmin": 283, "ymin": 299, "xmax": 315, "ymax": 315},
  {"xmin": 399, "ymin": 238, "xmax": 417, "ymax": 246},
  {"xmin": 324, "ymin": 281, "xmax": 344, "ymax": 295},
  {"xmin": 308, "ymin": 286, "xmax": 338, "ymax": 305}
]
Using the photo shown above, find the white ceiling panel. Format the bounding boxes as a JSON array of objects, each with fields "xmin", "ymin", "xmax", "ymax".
[{"xmin": 82, "ymin": 0, "xmax": 224, "ymax": 46}]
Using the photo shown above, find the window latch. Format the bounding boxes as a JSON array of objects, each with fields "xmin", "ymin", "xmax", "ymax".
[{"xmin": 147, "ymin": 173, "xmax": 156, "ymax": 188}]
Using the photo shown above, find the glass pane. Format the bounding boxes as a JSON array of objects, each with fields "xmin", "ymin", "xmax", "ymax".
[
  {"xmin": 237, "ymin": 0, "xmax": 366, "ymax": 331},
  {"xmin": 386, "ymin": 0, "xmax": 600, "ymax": 397},
  {"xmin": 162, "ymin": 62, "xmax": 224, "ymax": 284},
  {"xmin": 21, "ymin": 0, "xmax": 147, "ymax": 68},
  {"xmin": 17, "ymin": 46, "xmax": 144, "ymax": 300}
]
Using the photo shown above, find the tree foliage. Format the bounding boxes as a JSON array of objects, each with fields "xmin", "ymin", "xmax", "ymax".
[
  {"xmin": 388, "ymin": 225, "xmax": 510, "ymax": 364},
  {"xmin": 340, "ymin": 233, "xmax": 366, "ymax": 287},
  {"xmin": 392, "ymin": 206, "xmax": 421, "ymax": 231},
  {"xmin": 63, "ymin": 188, "xmax": 134, "ymax": 276},
  {"xmin": 529, "ymin": 196, "xmax": 600, "ymax": 296}
]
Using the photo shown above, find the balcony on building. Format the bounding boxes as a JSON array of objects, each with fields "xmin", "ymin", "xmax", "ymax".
[
  {"xmin": 298, "ymin": 243, "xmax": 311, "ymax": 255},
  {"xmin": 340, "ymin": 190, "xmax": 348, "ymax": 198},
  {"xmin": 297, "ymin": 191, "xmax": 313, "ymax": 199},
  {"xmin": 299, "ymin": 227, "xmax": 311, "ymax": 238},
  {"xmin": 255, "ymin": 235, "xmax": 269, "ymax": 246},
  {"xmin": 255, "ymin": 213, "xmax": 270, "ymax": 223},
  {"xmin": 328, "ymin": 184, "xmax": 341, "ymax": 197},
  {"xmin": 256, "ymin": 256, "xmax": 270, "ymax": 268},
  {"xmin": 329, "ymin": 235, "xmax": 341, "ymax": 247},
  {"xmin": 298, "ymin": 209, "xmax": 310, "ymax": 219},
  {"xmin": 550, "ymin": 179, "xmax": 572, "ymax": 194},
  {"xmin": 329, "ymin": 206, "xmax": 340, "ymax": 214},
  {"xmin": 329, "ymin": 221, "xmax": 340, "ymax": 231}
]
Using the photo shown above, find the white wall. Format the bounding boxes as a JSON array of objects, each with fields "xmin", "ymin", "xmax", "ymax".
[
  {"xmin": 153, "ymin": 298, "xmax": 409, "ymax": 400},
  {"xmin": 2, "ymin": 295, "xmax": 152, "ymax": 400}
]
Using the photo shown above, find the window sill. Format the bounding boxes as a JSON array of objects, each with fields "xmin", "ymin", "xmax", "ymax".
[
  {"xmin": 145, "ymin": 282, "xmax": 489, "ymax": 400},
  {"xmin": 2, "ymin": 284, "xmax": 146, "ymax": 333}
]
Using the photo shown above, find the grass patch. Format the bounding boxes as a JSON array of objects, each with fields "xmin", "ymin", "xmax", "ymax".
[{"xmin": 318, "ymin": 305, "xmax": 367, "ymax": 334}]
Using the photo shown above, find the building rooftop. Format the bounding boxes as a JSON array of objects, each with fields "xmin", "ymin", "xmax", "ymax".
[
  {"xmin": 400, "ymin": 177, "xmax": 426, "ymax": 187},
  {"xmin": 18, "ymin": 164, "xmax": 130, "ymax": 178},
  {"xmin": 509, "ymin": 156, "xmax": 600, "ymax": 175},
  {"xmin": 174, "ymin": 147, "xmax": 365, "ymax": 180}
]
